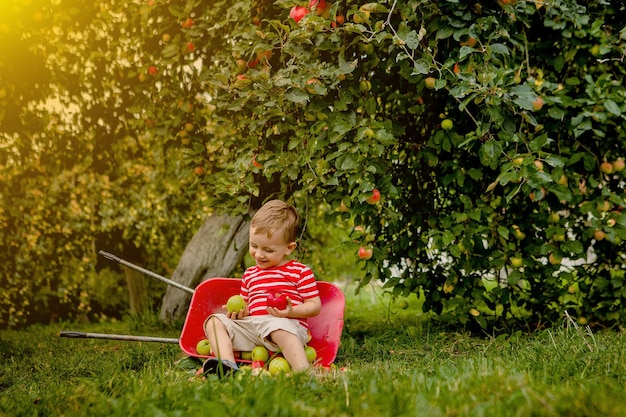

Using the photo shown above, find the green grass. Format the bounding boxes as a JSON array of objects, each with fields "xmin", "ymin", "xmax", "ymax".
[{"xmin": 2, "ymin": 287, "xmax": 626, "ymax": 417}]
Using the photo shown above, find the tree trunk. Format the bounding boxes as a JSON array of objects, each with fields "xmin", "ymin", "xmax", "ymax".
[
  {"xmin": 159, "ymin": 213, "xmax": 250, "ymax": 323},
  {"xmin": 124, "ymin": 266, "xmax": 149, "ymax": 315}
]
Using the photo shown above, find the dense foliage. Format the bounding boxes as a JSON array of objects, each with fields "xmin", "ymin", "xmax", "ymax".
[{"xmin": 1, "ymin": 0, "xmax": 625, "ymax": 329}]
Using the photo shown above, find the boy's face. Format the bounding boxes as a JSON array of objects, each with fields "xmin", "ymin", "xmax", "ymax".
[{"xmin": 249, "ymin": 227, "xmax": 296, "ymax": 269}]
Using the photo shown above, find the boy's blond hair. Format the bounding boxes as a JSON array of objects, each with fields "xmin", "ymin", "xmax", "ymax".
[{"xmin": 251, "ymin": 200, "xmax": 299, "ymax": 243}]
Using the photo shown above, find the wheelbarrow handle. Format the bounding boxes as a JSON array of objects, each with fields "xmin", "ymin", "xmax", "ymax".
[
  {"xmin": 59, "ymin": 331, "xmax": 180, "ymax": 344},
  {"xmin": 99, "ymin": 250, "xmax": 195, "ymax": 295}
]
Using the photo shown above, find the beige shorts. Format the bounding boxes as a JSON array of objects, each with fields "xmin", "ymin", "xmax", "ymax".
[{"xmin": 205, "ymin": 314, "xmax": 309, "ymax": 352}]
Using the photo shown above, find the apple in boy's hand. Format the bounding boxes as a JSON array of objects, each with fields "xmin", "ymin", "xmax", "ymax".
[
  {"xmin": 251, "ymin": 346, "xmax": 270, "ymax": 362},
  {"xmin": 268, "ymin": 357, "xmax": 291, "ymax": 375},
  {"xmin": 227, "ymin": 295, "xmax": 246, "ymax": 313},
  {"xmin": 305, "ymin": 346, "xmax": 317, "ymax": 363},
  {"xmin": 196, "ymin": 339, "xmax": 212, "ymax": 356},
  {"xmin": 267, "ymin": 292, "xmax": 288, "ymax": 310}
]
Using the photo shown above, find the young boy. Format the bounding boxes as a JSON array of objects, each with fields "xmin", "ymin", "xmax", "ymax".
[{"xmin": 203, "ymin": 200, "xmax": 322, "ymax": 376}]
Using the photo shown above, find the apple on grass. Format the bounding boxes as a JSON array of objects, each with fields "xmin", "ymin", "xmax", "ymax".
[
  {"xmin": 268, "ymin": 357, "xmax": 291, "ymax": 375},
  {"xmin": 226, "ymin": 294, "xmax": 246, "ymax": 313},
  {"xmin": 251, "ymin": 360, "xmax": 265, "ymax": 369},
  {"xmin": 305, "ymin": 346, "xmax": 317, "ymax": 363},
  {"xmin": 196, "ymin": 339, "xmax": 212, "ymax": 356}
]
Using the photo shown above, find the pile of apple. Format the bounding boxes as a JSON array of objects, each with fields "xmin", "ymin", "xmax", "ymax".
[
  {"xmin": 195, "ymin": 340, "xmax": 318, "ymax": 375},
  {"xmin": 194, "ymin": 292, "xmax": 318, "ymax": 374}
]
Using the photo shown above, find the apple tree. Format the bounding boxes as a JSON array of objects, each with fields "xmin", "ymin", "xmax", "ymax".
[{"xmin": 145, "ymin": 0, "xmax": 625, "ymax": 328}]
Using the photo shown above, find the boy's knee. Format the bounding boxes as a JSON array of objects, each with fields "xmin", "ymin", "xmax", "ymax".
[{"xmin": 204, "ymin": 316, "xmax": 223, "ymax": 334}]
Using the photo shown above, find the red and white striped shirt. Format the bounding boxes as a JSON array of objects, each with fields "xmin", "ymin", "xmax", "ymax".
[{"xmin": 241, "ymin": 260, "xmax": 319, "ymax": 328}]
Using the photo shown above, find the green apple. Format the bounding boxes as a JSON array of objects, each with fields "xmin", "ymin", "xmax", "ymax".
[
  {"xmin": 251, "ymin": 346, "xmax": 269, "ymax": 362},
  {"xmin": 510, "ymin": 256, "xmax": 523, "ymax": 268},
  {"xmin": 548, "ymin": 252, "xmax": 562, "ymax": 265},
  {"xmin": 196, "ymin": 339, "xmax": 212, "ymax": 356},
  {"xmin": 305, "ymin": 346, "xmax": 317, "ymax": 363},
  {"xmin": 268, "ymin": 357, "xmax": 291, "ymax": 375},
  {"xmin": 548, "ymin": 212, "xmax": 560, "ymax": 223},
  {"xmin": 241, "ymin": 351, "xmax": 253, "ymax": 361},
  {"xmin": 226, "ymin": 295, "xmax": 246, "ymax": 313}
]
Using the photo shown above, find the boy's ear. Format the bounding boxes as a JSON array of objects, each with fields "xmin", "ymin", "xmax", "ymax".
[{"xmin": 286, "ymin": 241, "xmax": 297, "ymax": 255}]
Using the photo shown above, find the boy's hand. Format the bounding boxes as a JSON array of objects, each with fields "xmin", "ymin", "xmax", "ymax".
[
  {"xmin": 222, "ymin": 305, "xmax": 249, "ymax": 320},
  {"xmin": 267, "ymin": 297, "xmax": 293, "ymax": 317}
]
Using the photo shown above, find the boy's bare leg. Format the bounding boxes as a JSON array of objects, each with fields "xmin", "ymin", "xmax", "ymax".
[
  {"xmin": 204, "ymin": 316, "xmax": 236, "ymax": 363},
  {"xmin": 270, "ymin": 329, "xmax": 309, "ymax": 371}
]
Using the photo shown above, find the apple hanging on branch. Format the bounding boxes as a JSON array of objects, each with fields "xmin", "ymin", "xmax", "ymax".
[
  {"xmin": 289, "ymin": 0, "xmax": 328, "ymax": 23},
  {"xmin": 358, "ymin": 246, "xmax": 373, "ymax": 260},
  {"xmin": 366, "ymin": 189, "xmax": 381, "ymax": 204}
]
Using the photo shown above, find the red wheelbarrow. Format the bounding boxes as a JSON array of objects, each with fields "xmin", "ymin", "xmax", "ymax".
[{"xmin": 60, "ymin": 251, "xmax": 345, "ymax": 367}]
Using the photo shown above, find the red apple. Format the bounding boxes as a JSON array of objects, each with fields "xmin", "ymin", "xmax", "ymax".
[
  {"xmin": 600, "ymin": 161, "xmax": 614, "ymax": 174},
  {"xmin": 186, "ymin": 42, "xmax": 195, "ymax": 53},
  {"xmin": 147, "ymin": 65, "xmax": 158, "ymax": 76},
  {"xmin": 366, "ymin": 189, "xmax": 381, "ymax": 204},
  {"xmin": 593, "ymin": 229, "xmax": 606, "ymax": 241},
  {"xmin": 289, "ymin": 5, "xmax": 309, "ymax": 23},
  {"xmin": 613, "ymin": 158, "xmax": 625, "ymax": 172},
  {"xmin": 196, "ymin": 339, "xmax": 212, "ymax": 356},
  {"xmin": 181, "ymin": 17, "xmax": 194, "ymax": 28},
  {"xmin": 267, "ymin": 292, "xmax": 288, "ymax": 310},
  {"xmin": 309, "ymin": 0, "xmax": 327, "ymax": 15},
  {"xmin": 251, "ymin": 360, "xmax": 265, "ymax": 369},
  {"xmin": 358, "ymin": 246, "xmax": 373, "ymax": 260},
  {"xmin": 193, "ymin": 166, "xmax": 204, "ymax": 176},
  {"xmin": 532, "ymin": 96, "xmax": 544, "ymax": 111}
]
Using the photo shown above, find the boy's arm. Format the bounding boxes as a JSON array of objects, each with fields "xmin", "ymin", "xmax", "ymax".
[{"xmin": 267, "ymin": 296, "xmax": 321, "ymax": 319}]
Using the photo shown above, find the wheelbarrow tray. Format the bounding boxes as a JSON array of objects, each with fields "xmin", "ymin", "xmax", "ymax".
[{"xmin": 181, "ymin": 278, "xmax": 345, "ymax": 367}]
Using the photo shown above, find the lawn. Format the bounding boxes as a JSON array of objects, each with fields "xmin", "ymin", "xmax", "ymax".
[{"xmin": 1, "ymin": 285, "xmax": 625, "ymax": 417}]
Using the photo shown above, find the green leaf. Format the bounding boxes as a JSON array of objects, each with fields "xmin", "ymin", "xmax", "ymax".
[
  {"xmin": 412, "ymin": 59, "xmax": 430, "ymax": 75},
  {"xmin": 479, "ymin": 140, "xmax": 502, "ymax": 168},
  {"xmin": 489, "ymin": 43, "xmax": 510, "ymax": 55},
  {"xmin": 404, "ymin": 30, "xmax": 422, "ymax": 50},
  {"xmin": 604, "ymin": 100, "xmax": 621, "ymax": 116},
  {"xmin": 442, "ymin": 231, "xmax": 456, "ymax": 246},
  {"xmin": 459, "ymin": 46, "xmax": 475, "ymax": 60},
  {"xmin": 285, "ymin": 88, "xmax": 309, "ymax": 103}
]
